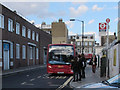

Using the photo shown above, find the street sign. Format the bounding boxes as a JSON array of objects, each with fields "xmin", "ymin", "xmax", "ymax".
[
  {"xmin": 106, "ymin": 18, "xmax": 110, "ymax": 23},
  {"xmin": 99, "ymin": 22, "xmax": 107, "ymax": 32}
]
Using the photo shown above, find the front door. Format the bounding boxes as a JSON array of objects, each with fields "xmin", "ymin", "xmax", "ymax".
[
  {"xmin": 43, "ymin": 49, "xmax": 47, "ymax": 64},
  {"xmin": 3, "ymin": 43, "xmax": 9, "ymax": 70},
  {"xmin": 33, "ymin": 47, "xmax": 35, "ymax": 65}
]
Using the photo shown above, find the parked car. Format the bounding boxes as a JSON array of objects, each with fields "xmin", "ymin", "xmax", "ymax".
[{"xmin": 79, "ymin": 74, "xmax": 120, "ymax": 88}]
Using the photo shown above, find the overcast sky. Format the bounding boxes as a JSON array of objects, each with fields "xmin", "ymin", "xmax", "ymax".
[{"xmin": 1, "ymin": 1, "xmax": 119, "ymax": 43}]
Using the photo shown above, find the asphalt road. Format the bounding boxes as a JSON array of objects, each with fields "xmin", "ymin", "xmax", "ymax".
[{"xmin": 2, "ymin": 67, "xmax": 73, "ymax": 90}]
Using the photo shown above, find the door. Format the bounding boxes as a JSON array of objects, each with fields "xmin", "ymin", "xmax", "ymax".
[
  {"xmin": 27, "ymin": 46, "xmax": 30, "ymax": 66},
  {"xmin": 3, "ymin": 43, "xmax": 9, "ymax": 70},
  {"xmin": 43, "ymin": 49, "xmax": 47, "ymax": 64},
  {"xmin": 33, "ymin": 47, "xmax": 35, "ymax": 65}
]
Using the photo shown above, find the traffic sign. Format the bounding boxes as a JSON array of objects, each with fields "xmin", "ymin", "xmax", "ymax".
[
  {"xmin": 99, "ymin": 22, "xmax": 107, "ymax": 32},
  {"xmin": 106, "ymin": 18, "xmax": 110, "ymax": 23}
]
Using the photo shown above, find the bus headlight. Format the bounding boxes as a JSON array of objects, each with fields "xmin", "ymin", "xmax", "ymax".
[{"xmin": 48, "ymin": 65, "xmax": 52, "ymax": 69}]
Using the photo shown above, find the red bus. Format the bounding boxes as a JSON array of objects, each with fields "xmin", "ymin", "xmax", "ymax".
[{"xmin": 47, "ymin": 44, "xmax": 75, "ymax": 74}]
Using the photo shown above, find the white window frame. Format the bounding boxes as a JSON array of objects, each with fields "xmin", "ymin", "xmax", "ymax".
[
  {"xmin": 85, "ymin": 42, "xmax": 88, "ymax": 46},
  {"xmin": 84, "ymin": 48, "xmax": 88, "ymax": 53},
  {"xmin": 0, "ymin": 14, "xmax": 4, "ymax": 29},
  {"xmin": 22, "ymin": 45, "xmax": 26, "ymax": 59},
  {"xmin": 22, "ymin": 26, "xmax": 26, "ymax": 37},
  {"xmin": 77, "ymin": 42, "xmax": 80, "ymax": 46},
  {"xmin": 8, "ymin": 18, "xmax": 13, "ymax": 32},
  {"xmin": 16, "ymin": 22, "xmax": 20, "ymax": 35},
  {"xmin": 89, "ymin": 48, "xmax": 92, "ymax": 53},
  {"xmin": 28, "ymin": 29, "xmax": 31, "ymax": 39},
  {"xmin": 32, "ymin": 31, "xmax": 35, "ymax": 40},
  {"xmin": 16, "ymin": 44, "xmax": 20, "ymax": 59},
  {"xmin": 89, "ymin": 42, "xmax": 92, "ymax": 46},
  {"xmin": 36, "ymin": 48, "xmax": 38, "ymax": 59},
  {"xmin": 36, "ymin": 33, "xmax": 39, "ymax": 42}
]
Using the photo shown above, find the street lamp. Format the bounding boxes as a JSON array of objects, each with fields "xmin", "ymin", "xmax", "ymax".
[{"xmin": 70, "ymin": 19, "xmax": 84, "ymax": 54}]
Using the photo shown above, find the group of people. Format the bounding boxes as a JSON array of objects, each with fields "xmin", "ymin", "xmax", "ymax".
[{"xmin": 71, "ymin": 54, "xmax": 86, "ymax": 82}]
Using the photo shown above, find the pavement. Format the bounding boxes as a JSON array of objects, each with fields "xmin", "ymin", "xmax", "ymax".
[
  {"xmin": 1, "ymin": 64, "xmax": 46, "ymax": 76},
  {"xmin": 70, "ymin": 65, "xmax": 107, "ymax": 89}
]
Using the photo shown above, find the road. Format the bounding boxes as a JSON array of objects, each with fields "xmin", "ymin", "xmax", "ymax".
[{"xmin": 2, "ymin": 66, "xmax": 73, "ymax": 89}]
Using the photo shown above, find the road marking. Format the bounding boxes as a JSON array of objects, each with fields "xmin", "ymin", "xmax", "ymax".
[
  {"xmin": 25, "ymin": 83, "xmax": 34, "ymax": 86},
  {"xmin": 62, "ymin": 76, "xmax": 66, "ymax": 79},
  {"xmin": 50, "ymin": 76, "xmax": 54, "ymax": 79},
  {"xmin": 56, "ymin": 76, "xmax": 73, "ymax": 90},
  {"xmin": 30, "ymin": 78, "xmax": 35, "ymax": 81},
  {"xmin": 56, "ymin": 76, "xmax": 59, "ymax": 79},
  {"xmin": 37, "ymin": 76, "xmax": 41, "ymax": 78},
  {"xmin": 46, "ymin": 76, "xmax": 49, "ymax": 78},
  {"xmin": 26, "ymin": 75, "xmax": 29, "ymax": 77},
  {"xmin": 21, "ymin": 82, "xmax": 26, "ymax": 85}
]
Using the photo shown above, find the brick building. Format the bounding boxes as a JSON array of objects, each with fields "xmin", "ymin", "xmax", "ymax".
[
  {"xmin": 0, "ymin": 4, "xmax": 52, "ymax": 70},
  {"xmin": 101, "ymin": 34, "xmax": 116, "ymax": 46}
]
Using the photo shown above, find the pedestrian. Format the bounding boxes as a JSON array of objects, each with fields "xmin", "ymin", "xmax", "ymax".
[
  {"xmin": 71, "ymin": 56, "xmax": 79, "ymax": 82},
  {"xmin": 92, "ymin": 55, "xmax": 97, "ymax": 73},
  {"xmin": 77, "ymin": 54, "xmax": 82, "ymax": 81},
  {"xmin": 81, "ymin": 53, "xmax": 86, "ymax": 78}
]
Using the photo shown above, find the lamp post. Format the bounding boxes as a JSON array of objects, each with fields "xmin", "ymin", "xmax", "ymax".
[{"xmin": 70, "ymin": 19, "xmax": 84, "ymax": 54}]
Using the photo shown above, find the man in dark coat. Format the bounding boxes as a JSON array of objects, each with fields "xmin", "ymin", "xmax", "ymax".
[
  {"xmin": 77, "ymin": 54, "xmax": 83, "ymax": 81},
  {"xmin": 81, "ymin": 54, "xmax": 86, "ymax": 78},
  {"xmin": 71, "ymin": 56, "xmax": 79, "ymax": 82}
]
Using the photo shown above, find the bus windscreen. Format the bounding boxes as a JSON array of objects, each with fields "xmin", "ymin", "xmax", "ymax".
[{"xmin": 48, "ymin": 45, "xmax": 74, "ymax": 65}]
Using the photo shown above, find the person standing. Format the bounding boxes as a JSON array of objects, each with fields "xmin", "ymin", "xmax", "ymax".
[
  {"xmin": 81, "ymin": 54, "xmax": 86, "ymax": 78},
  {"xmin": 92, "ymin": 55, "xmax": 97, "ymax": 73},
  {"xmin": 71, "ymin": 56, "xmax": 79, "ymax": 82},
  {"xmin": 77, "ymin": 54, "xmax": 83, "ymax": 81}
]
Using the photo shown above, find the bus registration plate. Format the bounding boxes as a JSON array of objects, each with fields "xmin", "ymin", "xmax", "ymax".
[{"xmin": 57, "ymin": 72, "xmax": 64, "ymax": 74}]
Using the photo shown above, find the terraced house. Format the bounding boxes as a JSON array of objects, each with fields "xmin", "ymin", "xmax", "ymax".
[{"xmin": 0, "ymin": 4, "xmax": 52, "ymax": 70}]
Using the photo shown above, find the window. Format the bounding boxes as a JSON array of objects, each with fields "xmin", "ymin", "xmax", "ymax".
[
  {"xmin": 32, "ymin": 31, "xmax": 35, "ymax": 40},
  {"xmin": 36, "ymin": 48, "xmax": 38, "ymax": 59},
  {"xmin": 85, "ymin": 42, "xmax": 88, "ymax": 46},
  {"xmin": 89, "ymin": 48, "xmax": 92, "ymax": 53},
  {"xmin": 85, "ymin": 48, "xmax": 88, "ymax": 53},
  {"xmin": 0, "ymin": 40, "xmax": 2, "ymax": 58},
  {"xmin": 89, "ymin": 42, "xmax": 92, "ymax": 46},
  {"xmin": 10, "ymin": 43, "xmax": 13, "ymax": 58},
  {"xmin": 22, "ymin": 45, "xmax": 26, "ymax": 59},
  {"xmin": 28, "ymin": 29, "xmax": 31, "ymax": 39},
  {"xmin": 22, "ymin": 26, "xmax": 26, "ymax": 37},
  {"xmin": 16, "ymin": 22, "xmax": 20, "ymax": 34},
  {"xmin": 81, "ymin": 42, "xmax": 83, "ymax": 46},
  {"xmin": 8, "ymin": 18, "xmax": 13, "ymax": 32},
  {"xmin": 16, "ymin": 44, "xmax": 20, "ymax": 59},
  {"xmin": 36, "ymin": 33, "xmax": 39, "ymax": 42},
  {"xmin": 77, "ymin": 42, "xmax": 80, "ymax": 46},
  {"xmin": 71, "ymin": 41, "xmax": 73, "ymax": 44},
  {"xmin": 0, "ymin": 14, "xmax": 4, "ymax": 28},
  {"xmin": 30, "ymin": 46, "xmax": 33, "ymax": 59}
]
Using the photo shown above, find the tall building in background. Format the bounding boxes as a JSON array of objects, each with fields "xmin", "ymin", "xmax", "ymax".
[
  {"xmin": 68, "ymin": 34, "xmax": 95, "ymax": 59},
  {"xmin": 41, "ymin": 19, "xmax": 68, "ymax": 44},
  {"xmin": 52, "ymin": 19, "xmax": 68, "ymax": 44},
  {"xmin": 41, "ymin": 22, "xmax": 52, "ymax": 34}
]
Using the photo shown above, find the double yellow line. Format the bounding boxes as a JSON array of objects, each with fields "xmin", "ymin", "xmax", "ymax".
[{"xmin": 56, "ymin": 76, "xmax": 73, "ymax": 90}]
